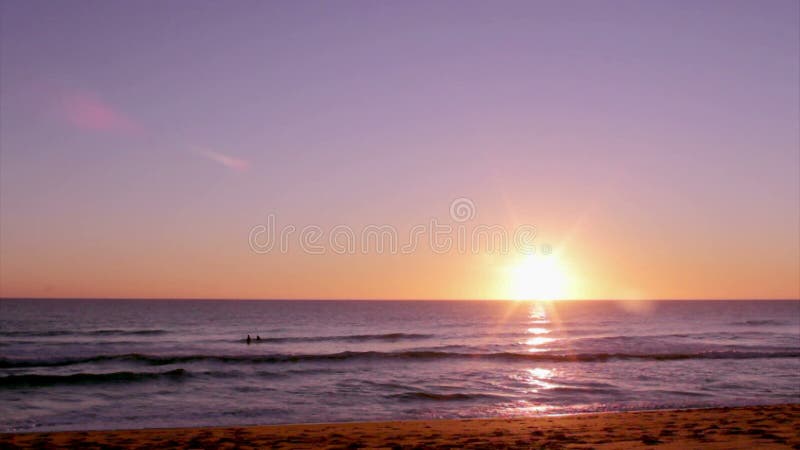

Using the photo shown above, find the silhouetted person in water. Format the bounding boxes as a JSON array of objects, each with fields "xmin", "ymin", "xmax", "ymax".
[
  {"xmin": 246, "ymin": 335, "xmax": 251, "ymax": 345},
  {"xmin": 256, "ymin": 335, "xmax": 261, "ymax": 341}
]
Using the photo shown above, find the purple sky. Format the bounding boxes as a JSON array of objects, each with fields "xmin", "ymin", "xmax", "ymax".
[{"xmin": 1, "ymin": 1, "xmax": 798, "ymax": 299}]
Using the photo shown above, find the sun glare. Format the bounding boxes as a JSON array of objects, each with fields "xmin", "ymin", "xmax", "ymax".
[{"xmin": 507, "ymin": 254, "xmax": 571, "ymax": 301}]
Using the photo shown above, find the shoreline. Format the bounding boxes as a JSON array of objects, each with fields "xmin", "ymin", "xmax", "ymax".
[{"xmin": 2, "ymin": 404, "xmax": 798, "ymax": 449}]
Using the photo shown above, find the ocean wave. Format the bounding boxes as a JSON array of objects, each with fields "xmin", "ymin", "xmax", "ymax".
[
  {"xmin": 387, "ymin": 391, "xmax": 502, "ymax": 401},
  {"xmin": 569, "ymin": 331, "xmax": 788, "ymax": 341},
  {"xmin": 246, "ymin": 332, "xmax": 434, "ymax": 343},
  {"xmin": 2, "ymin": 349, "xmax": 798, "ymax": 369},
  {"xmin": 0, "ymin": 329, "xmax": 167, "ymax": 337},
  {"xmin": 0, "ymin": 369, "xmax": 187, "ymax": 388},
  {"xmin": 730, "ymin": 320, "xmax": 789, "ymax": 326},
  {"xmin": 547, "ymin": 386, "xmax": 619, "ymax": 395}
]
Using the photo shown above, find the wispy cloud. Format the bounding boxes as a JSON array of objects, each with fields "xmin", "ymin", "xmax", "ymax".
[
  {"xmin": 59, "ymin": 91, "xmax": 142, "ymax": 133},
  {"xmin": 54, "ymin": 89, "xmax": 251, "ymax": 172},
  {"xmin": 197, "ymin": 149, "xmax": 251, "ymax": 172}
]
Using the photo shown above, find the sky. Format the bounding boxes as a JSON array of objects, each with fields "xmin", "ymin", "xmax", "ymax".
[{"xmin": 1, "ymin": 0, "xmax": 798, "ymax": 300}]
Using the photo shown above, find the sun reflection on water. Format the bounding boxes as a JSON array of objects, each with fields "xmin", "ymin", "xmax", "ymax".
[
  {"xmin": 499, "ymin": 303, "xmax": 565, "ymax": 417},
  {"xmin": 523, "ymin": 303, "xmax": 556, "ymax": 352},
  {"xmin": 524, "ymin": 336, "xmax": 555, "ymax": 351},
  {"xmin": 523, "ymin": 367, "xmax": 558, "ymax": 391},
  {"xmin": 500, "ymin": 401, "xmax": 555, "ymax": 415},
  {"xmin": 527, "ymin": 367, "xmax": 553, "ymax": 379},
  {"xmin": 527, "ymin": 327, "xmax": 550, "ymax": 335},
  {"xmin": 528, "ymin": 304, "xmax": 549, "ymax": 324}
]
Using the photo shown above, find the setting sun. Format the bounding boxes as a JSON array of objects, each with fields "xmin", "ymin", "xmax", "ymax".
[{"xmin": 506, "ymin": 254, "xmax": 572, "ymax": 301}]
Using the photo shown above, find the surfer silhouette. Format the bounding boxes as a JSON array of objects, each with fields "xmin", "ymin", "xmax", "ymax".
[{"xmin": 246, "ymin": 334, "xmax": 252, "ymax": 345}]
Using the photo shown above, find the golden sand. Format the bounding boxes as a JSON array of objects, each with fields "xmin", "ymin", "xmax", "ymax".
[{"xmin": 2, "ymin": 403, "xmax": 798, "ymax": 449}]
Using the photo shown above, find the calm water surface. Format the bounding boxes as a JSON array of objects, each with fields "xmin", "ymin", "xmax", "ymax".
[{"xmin": 1, "ymin": 300, "xmax": 798, "ymax": 432}]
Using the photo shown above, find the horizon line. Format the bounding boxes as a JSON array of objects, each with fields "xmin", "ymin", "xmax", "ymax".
[{"xmin": 1, "ymin": 297, "xmax": 798, "ymax": 302}]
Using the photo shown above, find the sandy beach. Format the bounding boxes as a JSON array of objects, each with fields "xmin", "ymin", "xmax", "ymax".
[{"xmin": 1, "ymin": 403, "xmax": 797, "ymax": 449}]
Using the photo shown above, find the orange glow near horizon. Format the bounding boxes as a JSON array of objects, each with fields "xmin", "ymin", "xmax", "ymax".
[{"xmin": 0, "ymin": 204, "xmax": 798, "ymax": 301}]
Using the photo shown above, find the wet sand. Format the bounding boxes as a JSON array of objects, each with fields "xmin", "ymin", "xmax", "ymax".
[{"xmin": 1, "ymin": 403, "xmax": 798, "ymax": 449}]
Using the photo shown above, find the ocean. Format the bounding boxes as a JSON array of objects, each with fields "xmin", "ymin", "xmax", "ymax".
[{"xmin": 1, "ymin": 299, "xmax": 798, "ymax": 432}]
